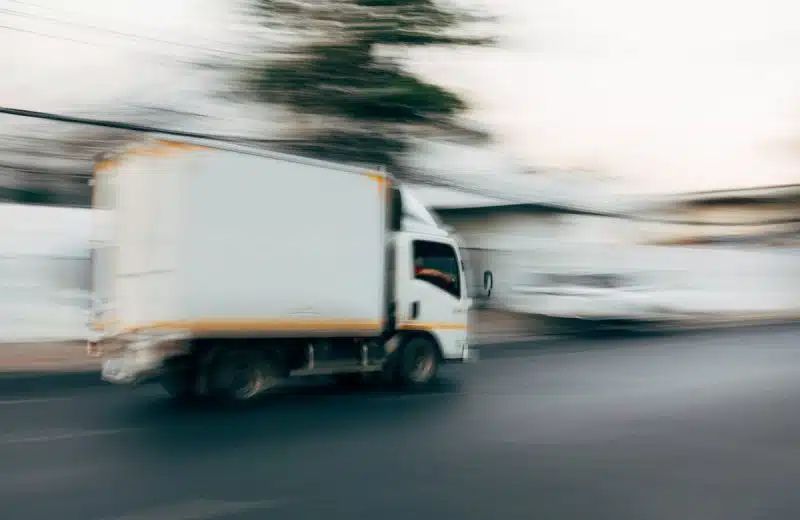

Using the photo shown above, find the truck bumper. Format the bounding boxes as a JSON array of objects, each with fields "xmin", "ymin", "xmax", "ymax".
[
  {"xmin": 99, "ymin": 336, "xmax": 189, "ymax": 386},
  {"xmin": 462, "ymin": 342, "xmax": 479, "ymax": 363},
  {"xmin": 444, "ymin": 342, "xmax": 479, "ymax": 364},
  {"xmin": 101, "ymin": 351, "xmax": 165, "ymax": 386}
]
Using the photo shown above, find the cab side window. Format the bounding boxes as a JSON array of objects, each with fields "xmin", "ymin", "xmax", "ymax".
[{"xmin": 412, "ymin": 240, "xmax": 461, "ymax": 298}]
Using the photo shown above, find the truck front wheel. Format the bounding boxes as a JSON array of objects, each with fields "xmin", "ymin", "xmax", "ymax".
[{"xmin": 396, "ymin": 336, "xmax": 440, "ymax": 390}]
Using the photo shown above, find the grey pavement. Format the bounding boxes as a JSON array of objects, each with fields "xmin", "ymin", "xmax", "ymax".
[{"xmin": 1, "ymin": 324, "xmax": 799, "ymax": 520}]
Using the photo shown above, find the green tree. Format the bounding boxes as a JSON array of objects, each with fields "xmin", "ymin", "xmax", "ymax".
[{"xmin": 232, "ymin": 0, "xmax": 494, "ymax": 173}]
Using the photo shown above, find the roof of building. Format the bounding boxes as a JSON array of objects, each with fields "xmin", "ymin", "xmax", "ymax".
[
  {"xmin": 653, "ymin": 183, "xmax": 800, "ymax": 208},
  {"xmin": 405, "ymin": 171, "xmax": 651, "ymax": 216}
]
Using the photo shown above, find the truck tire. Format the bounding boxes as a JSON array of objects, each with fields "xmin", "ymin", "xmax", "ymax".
[
  {"xmin": 160, "ymin": 363, "xmax": 200, "ymax": 402},
  {"xmin": 208, "ymin": 350, "xmax": 281, "ymax": 403},
  {"xmin": 396, "ymin": 336, "xmax": 439, "ymax": 390}
]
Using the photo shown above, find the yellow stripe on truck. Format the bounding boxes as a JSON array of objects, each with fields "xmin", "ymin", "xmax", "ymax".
[
  {"xmin": 128, "ymin": 140, "xmax": 210, "ymax": 157},
  {"xmin": 398, "ymin": 322, "xmax": 468, "ymax": 331},
  {"xmin": 365, "ymin": 171, "xmax": 389, "ymax": 195},
  {"xmin": 95, "ymin": 160, "xmax": 118, "ymax": 172},
  {"xmin": 116, "ymin": 319, "xmax": 383, "ymax": 335},
  {"xmin": 365, "ymin": 172, "xmax": 386, "ymax": 184},
  {"xmin": 101, "ymin": 319, "xmax": 464, "ymax": 334},
  {"xmin": 153, "ymin": 139, "xmax": 210, "ymax": 152},
  {"xmin": 94, "ymin": 140, "xmax": 210, "ymax": 172}
]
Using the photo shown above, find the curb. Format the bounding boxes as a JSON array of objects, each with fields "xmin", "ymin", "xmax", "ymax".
[
  {"xmin": 470, "ymin": 334, "xmax": 557, "ymax": 346},
  {"xmin": 1, "ymin": 319, "xmax": 796, "ymax": 395},
  {"xmin": 473, "ymin": 316, "xmax": 800, "ymax": 344},
  {"xmin": 472, "ymin": 318, "xmax": 800, "ymax": 356},
  {"xmin": 676, "ymin": 317, "xmax": 800, "ymax": 331}
]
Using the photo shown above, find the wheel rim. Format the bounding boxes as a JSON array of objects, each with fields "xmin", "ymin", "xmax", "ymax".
[
  {"xmin": 217, "ymin": 355, "xmax": 264, "ymax": 401},
  {"xmin": 230, "ymin": 365, "xmax": 263, "ymax": 400},
  {"xmin": 408, "ymin": 345, "xmax": 435, "ymax": 383}
]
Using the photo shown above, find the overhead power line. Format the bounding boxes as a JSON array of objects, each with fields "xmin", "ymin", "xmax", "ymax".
[
  {"xmin": 0, "ymin": 22, "xmax": 107, "ymax": 48},
  {"xmin": 0, "ymin": 106, "xmax": 425, "ymax": 159},
  {"xmin": 0, "ymin": 6, "xmax": 245, "ymax": 58},
  {"xmin": 1, "ymin": 105, "xmax": 797, "ymax": 227},
  {"xmin": 0, "ymin": 106, "xmax": 298, "ymax": 146}
]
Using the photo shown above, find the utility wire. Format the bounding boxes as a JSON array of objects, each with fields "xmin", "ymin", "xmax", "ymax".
[
  {"xmin": 0, "ymin": 106, "xmax": 297, "ymax": 146},
  {"xmin": 0, "ymin": 22, "xmax": 106, "ymax": 48},
  {"xmin": 0, "ymin": 21, "xmax": 195, "ymax": 68},
  {"xmin": 0, "ymin": 6, "xmax": 245, "ymax": 57},
  {"xmin": 0, "ymin": 105, "xmax": 797, "ymax": 227}
]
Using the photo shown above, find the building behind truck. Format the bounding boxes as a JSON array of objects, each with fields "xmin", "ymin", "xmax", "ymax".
[{"xmin": 90, "ymin": 137, "xmax": 475, "ymax": 402}]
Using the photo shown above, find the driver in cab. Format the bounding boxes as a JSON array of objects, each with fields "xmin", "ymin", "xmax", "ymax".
[{"xmin": 414, "ymin": 257, "xmax": 456, "ymax": 290}]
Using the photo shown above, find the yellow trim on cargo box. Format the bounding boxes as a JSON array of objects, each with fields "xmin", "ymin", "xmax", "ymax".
[
  {"xmin": 153, "ymin": 139, "xmax": 210, "ymax": 152},
  {"xmin": 365, "ymin": 171, "xmax": 387, "ymax": 183},
  {"xmin": 398, "ymin": 322, "xmax": 468, "ymax": 331},
  {"xmin": 94, "ymin": 140, "xmax": 210, "ymax": 173},
  {"xmin": 128, "ymin": 140, "xmax": 211, "ymax": 157},
  {"xmin": 365, "ymin": 171, "xmax": 389, "ymax": 196},
  {"xmin": 99, "ymin": 319, "xmax": 465, "ymax": 334},
  {"xmin": 115, "ymin": 319, "xmax": 383, "ymax": 335},
  {"xmin": 95, "ymin": 160, "xmax": 119, "ymax": 172}
]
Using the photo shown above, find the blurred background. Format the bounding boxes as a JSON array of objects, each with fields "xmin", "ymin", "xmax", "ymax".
[
  {"xmin": 3, "ymin": 6, "xmax": 800, "ymax": 520},
  {"xmin": 0, "ymin": 0, "xmax": 798, "ymax": 354}
]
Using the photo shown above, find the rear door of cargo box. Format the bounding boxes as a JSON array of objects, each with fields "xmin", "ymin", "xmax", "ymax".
[{"xmin": 113, "ymin": 145, "xmax": 187, "ymax": 333}]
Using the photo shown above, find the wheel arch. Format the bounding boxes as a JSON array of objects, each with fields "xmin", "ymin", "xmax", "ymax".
[{"xmin": 396, "ymin": 329, "xmax": 443, "ymax": 361}]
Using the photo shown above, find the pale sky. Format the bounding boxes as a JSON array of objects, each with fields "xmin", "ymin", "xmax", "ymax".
[{"xmin": 2, "ymin": 0, "xmax": 799, "ymax": 194}]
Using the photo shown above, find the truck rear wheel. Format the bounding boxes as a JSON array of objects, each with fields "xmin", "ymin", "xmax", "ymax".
[
  {"xmin": 396, "ymin": 336, "xmax": 439, "ymax": 390},
  {"xmin": 209, "ymin": 350, "xmax": 281, "ymax": 403},
  {"xmin": 160, "ymin": 363, "xmax": 200, "ymax": 402}
]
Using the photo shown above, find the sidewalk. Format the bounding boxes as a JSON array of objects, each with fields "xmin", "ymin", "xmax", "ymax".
[
  {"xmin": 0, "ymin": 341, "xmax": 97, "ymax": 373},
  {"xmin": 0, "ymin": 311, "xmax": 797, "ymax": 373},
  {"xmin": 468, "ymin": 309, "xmax": 800, "ymax": 344},
  {"xmin": 468, "ymin": 309, "xmax": 554, "ymax": 345}
]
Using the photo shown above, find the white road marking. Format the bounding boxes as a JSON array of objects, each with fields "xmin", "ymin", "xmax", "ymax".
[
  {"xmin": 0, "ymin": 397, "xmax": 75, "ymax": 406},
  {"xmin": 0, "ymin": 466, "xmax": 98, "ymax": 493},
  {"xmin": 0, "ymin": 428, "xmax": 137, "ymax": 445},
  {"xmin": 103, "ymin": 499, "xmax": 281, "ymax": 520}
]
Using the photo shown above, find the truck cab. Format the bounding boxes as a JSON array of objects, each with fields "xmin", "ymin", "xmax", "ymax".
[{"xmin": 395, "ymin": 188, "xmax": 473, "ymax": 364}]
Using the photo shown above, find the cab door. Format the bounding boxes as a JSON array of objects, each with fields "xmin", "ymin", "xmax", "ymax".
[{"xmin": 395, "ymin": 234, "xmax": 470, "ymax": 360}]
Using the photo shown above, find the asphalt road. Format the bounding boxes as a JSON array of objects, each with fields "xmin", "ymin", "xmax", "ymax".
[{"xmin": 2, "ymin": 324, "xmax": 799, "ymax": 520}]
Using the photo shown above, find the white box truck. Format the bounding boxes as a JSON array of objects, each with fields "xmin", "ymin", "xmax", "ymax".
[{"xmin": 88, "ymin": 137, "xmax": 475, "ymax": 402}]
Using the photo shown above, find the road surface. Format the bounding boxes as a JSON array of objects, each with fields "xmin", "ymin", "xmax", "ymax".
[{"xmin": 2, "ymin": 325, "xmax": 799, "ymax": 520}]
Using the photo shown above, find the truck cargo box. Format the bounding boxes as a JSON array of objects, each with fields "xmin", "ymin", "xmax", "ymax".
[{"xmin": 91, "ymin": 138, "xmax": 391, "ymax": 338}]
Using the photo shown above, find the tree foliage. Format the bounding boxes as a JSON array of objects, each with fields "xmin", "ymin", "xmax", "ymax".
[{"xmin": 232, "ymin": 0, "xmax": 494, "ymax": 172}]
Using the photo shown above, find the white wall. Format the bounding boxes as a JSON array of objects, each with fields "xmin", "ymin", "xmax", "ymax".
[
  {"xmin": 0, "ymin": 255, "xmax": 92, "ymax": 342},
  {"xmin": 440, "ymin": 210, "xmax": 561, "ymax": 250},
  {"xmin": 0, "ymin": 204, "xmax": 92, "ymax": 342},
  {"xmin": 639, "ymin": 246, "xmax": 800, "ymax": 314},
  {"xmin": 497, "ymin": 244, "xmax": 800, "ymax": 317},
  {"xmin": 439, "ymin": 208, "xmax": 800, "ymax": 318}
]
